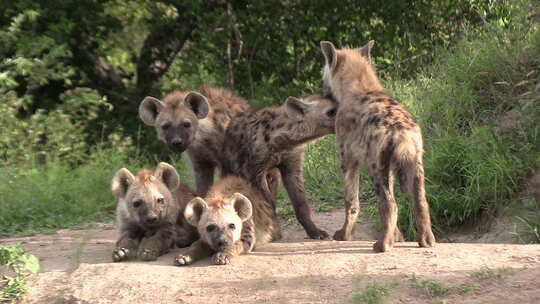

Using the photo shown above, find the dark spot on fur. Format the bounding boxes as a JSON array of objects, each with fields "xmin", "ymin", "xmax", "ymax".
[
  {"xmin": 360, "ymin": 96, "xmax": 370, "ymax": 103},
  {"xmin": 367, "ymin": 115, "xmax": 381, "ymax": 126},
  {"xmin": 393, "ymin": 122, "xmax": 405, "ymax": 130},
  {"xmin": 379, "ymin": 138, "xmax": 395, "ymax": 187},
  {"xmin": 371, "ymin": 98, "xmax": 386, "ymax": 104},
  {"xmin": 275, "ymin": 122, "xmax": 285, "ymax": 129},
  {"xmin": 264, "ymin": 134, "xmax": 270, "ymax": 142}
]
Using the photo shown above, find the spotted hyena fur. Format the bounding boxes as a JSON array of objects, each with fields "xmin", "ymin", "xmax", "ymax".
[
  {"xmin": 111, "ymin": 162, "xmax": 198, "ymax": 262},
  {"xmin": 139, "ymin": 85, "xmax": 250, "ymax": 196},
  {"xmin": 174, "ymin": 175, "xmax": 279, "ymax": 266},
  {"xmin": 221, "ymin": 94, "xmax": 337, "ymax": 239},
  {"xmin": 320, "ymin": 40, "xmax": 436, "ymax": 252}
]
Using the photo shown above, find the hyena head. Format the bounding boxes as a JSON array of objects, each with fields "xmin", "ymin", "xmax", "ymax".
[
  {"xmin": 320, "ymin": 40, "xmax": 381, "ymax": 101},
  {"xmin": 285, "ymin": 93, "xmax": 337, "ymax": 139},
  {"xmin": 139, "ymin": 91, "xmax": 210, "ymax": 153},
  {"xmin": 111, "ymin": 162, "xmax": 180, "ymax": 229},
  {"xmin": 184, "ymin": 193, "xmax": 252, "ymax": 251}
]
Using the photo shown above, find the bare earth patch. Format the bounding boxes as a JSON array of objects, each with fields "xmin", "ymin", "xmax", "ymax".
[{"xmin": 1, "ymin": 210, "xmax": 539, "ymax": 304}]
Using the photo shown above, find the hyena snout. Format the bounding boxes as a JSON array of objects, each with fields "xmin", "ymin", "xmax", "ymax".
[
  {"xmin": 169, "ymin": 138, "xmax": 184, "ymax": 152},
  {"xmin": 215, "ymin": 236, "xmax": 230, "ymax": 251},
  {"xmin": 145, "ymin": 213, "xmax": 159, "ymax": 225},
  {"xmin": 166, "ymin": 134, "xmax": 189, "ymax": 153}
]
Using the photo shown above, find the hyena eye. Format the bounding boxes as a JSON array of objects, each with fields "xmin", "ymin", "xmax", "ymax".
[
  {"xmin": 228, "ymin": 223, "xmax": 236, "ymax": 230},
  {"xmin": 206, "ymin": 224, "xmax": 217, "ymax": 232},
  {"xmin": 156, "ymin": 198, "xmax": 164, "ymax": 204},
  {"xmin": 182, "ymin": 121, "xmax": 192, "ymax": 128},
  {"xmin": 133, "ymin": 200, "xmax": 143, "ymax": 208},
  {"xmin": 326, "ymin": 108, "xmax": 337, "ymax": 118},
  {"xmin": 161, "ymin": 122, "xmax": 172, "ymax": 130}
]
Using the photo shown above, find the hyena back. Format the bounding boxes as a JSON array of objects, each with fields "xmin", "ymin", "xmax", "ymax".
[
  {"xmin": 111, "ymin": 162, "xmax": 198, "ymax": 262},
  {"xmin": 174, "ymin": 175, "xmax": 279, "ymax": 265},
  {"xmin": 139, "ymin": 85, "xmax": 250, "ymax": 196},
  {"xmin": 221, "ymin": 94, "xmax": 337, "ymax": 239},
  {"xmin": 320, "ymin": 40, "xmax": 435, "ymax": 252}
]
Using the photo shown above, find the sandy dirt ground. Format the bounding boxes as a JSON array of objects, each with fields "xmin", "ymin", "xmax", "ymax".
[{"xmin": 1, "ymin": 209, "xmax": 540, "ymax": 304}]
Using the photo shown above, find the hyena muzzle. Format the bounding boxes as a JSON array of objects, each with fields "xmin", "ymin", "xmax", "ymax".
[
  {"xmin": 111, "ymin": 162, "xmax": 198, "ymax": 262},
  {"xmin": 174, "ymin": 175, "xmax": 279, "ymax": 266},
  {"xmin": 320, "ymin": 40, "xmax": 436, "ymax": 252}
]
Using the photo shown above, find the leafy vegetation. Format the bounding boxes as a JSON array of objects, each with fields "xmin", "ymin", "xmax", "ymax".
[
  {"xmin": 410, "ymin": 274, "xmax": 477, "ymax": 299},
  {"xmin": 0, "ymin": 244, "xmax": 40, "ymax": 302},
  {"xmin": 471, "ymin": 266, "xmax": 511, "ymax": 280},
  {"xmin": 350, "ymin": 281, "xmax": 399, "ymax": 304}
]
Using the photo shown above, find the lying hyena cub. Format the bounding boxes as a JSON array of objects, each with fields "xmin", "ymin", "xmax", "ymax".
[
  {"xmin": 174, "ymin": 175, "xmax": 279, "ymax": 265},
  {"xmin": 222, "ymin": 94, "xmax": 337, "ymax": 239},
  {"xmin": 139, "ymin": 85, "xmax": 250, "ymax": 196},
  {"xmin": 320, "ymin": 40, "xmax": 436, "ymax": 252},
  {"xmin": 111, "ymin": 162, "xmax": 198, "ymax": 262}
]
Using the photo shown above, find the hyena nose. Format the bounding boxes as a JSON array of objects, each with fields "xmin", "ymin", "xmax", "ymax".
[
  {"xmin": 217, "ymin": 239, "xmax": 229, "ymax": 249},
  {"xmin": 171, "ymin": 139, "xmax": 183, "ymax": 148},
  {"xmin": 146, "ymin": 215, "xmax": 158, "ymax": 224}
]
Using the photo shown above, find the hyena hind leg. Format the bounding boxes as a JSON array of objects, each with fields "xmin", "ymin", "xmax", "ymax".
[
  {"xmin": 334, "ymin": 161, "xmax": 361, "ymax": 241},
  {"xmin": 372, "ymin": 171, "xmax": 399, "ymax": 253},
  {"xmin": 398, "ymin": 159, "xmax": 436, "ymax": 248}
]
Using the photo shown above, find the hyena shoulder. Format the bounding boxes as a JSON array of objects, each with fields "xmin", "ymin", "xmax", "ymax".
[{"xmin": 199, "ymin": 85, "xmax": 250, "ymax": 131}]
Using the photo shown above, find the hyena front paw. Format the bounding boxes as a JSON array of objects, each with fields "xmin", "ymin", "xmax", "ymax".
[
  {"xmin": 308, "ymin": 229, "xmax": 330, "ymax": 240},
  {"xmin": 333, "ymin": 229, "xmax": 352, "ymax": 241},
  {"xmin": 418, "ymin": 230, "xmax": 436, "ymax": 248},
  {"xmin": 212, "ymin": 252, "xmax": 231, "ymax": 265},
  {"xmin": 112, "ymin": 248, "xmax": 130, "ymax": 262},
  {"xmin": 373, "ymin": 240, "xmax": 393, "ymax": 253},
  {"xmin": 139, "ymin": 248, "xmax": 159, "ymax": 261},
  {"xmin": 174, "ymin": 254, "xmax": 194, "ymax": 266}
]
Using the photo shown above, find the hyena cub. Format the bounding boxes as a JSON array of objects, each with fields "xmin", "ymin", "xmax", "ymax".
[
  {"xmin": 111, "ymin": 162, "xmax": 198, "ymax": 262},
  {"xmin": 222, "ymin": 94, "xmax": 337, "ymax": 239},
  {"xmin": 139, "ymin": 85, "xmax": 250, "ymax": 196},
  {"xmin": 320, "ymin": 40, "xmax": 436, "ymax": 252},
  {"xmin": 174, "ymin": 175, "xmax": 279, "ymax": 265}
]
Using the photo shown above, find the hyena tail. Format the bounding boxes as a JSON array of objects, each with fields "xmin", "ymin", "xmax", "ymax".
[{"xmin": 395, "ymin": 140, "xmax": 436, "ymax": 247}]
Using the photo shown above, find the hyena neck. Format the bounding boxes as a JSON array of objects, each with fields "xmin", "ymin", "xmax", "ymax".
[
  {"xmin": 270, "ymin": 121, "xmax": 319, "ymax": 151},
  {"xmin": 336, "ymin": 65, "xmax": 385, "ymax": 103}
]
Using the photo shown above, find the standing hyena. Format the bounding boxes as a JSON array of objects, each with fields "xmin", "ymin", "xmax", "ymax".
[
  {"xmin": 111, "ymin": 162, "xmax": 198, "ymax": 262},
  {"xmin": 221, "ymin": 94, "xmax": 337, "ymax": 239},
  {"xmin": 174, "ymin": 175, "xmax": 279, "ymax": 265},
  {"xmin": 320, "ymin": 40, "xmax": 436, "ymax": 252},
  {"xmin": 139, "ymin": 85, "xmax": 250, "ymax": 196}
]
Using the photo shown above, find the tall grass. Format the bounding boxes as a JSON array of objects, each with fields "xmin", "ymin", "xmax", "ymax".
[{"xmin": 0, "ymin": 148, "xmax": 191, "ymax": 237}]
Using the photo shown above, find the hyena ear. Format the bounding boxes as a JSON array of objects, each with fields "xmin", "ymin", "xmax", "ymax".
[
  {"xmin": 230, "ymin": 193, "xmax": 253, "ymax": 222},
  {"xmin": 185, "ymin": 197, "xmax": 208, "ymax": 227},
  {"xmin": 111, "ymin": 168, "xmax": 135, "ymax": 199},
  {"xmin": 184, "ymin": 92, "xmax": 209, "ymax": 119},
  {"xmin": 285, "ymin": 97, "xmax": 310, "ymax": 121},
  {"xmin": 154, "ymin": 162, "xmax": 180, "ymax": 191},
  {"xmin": 139, "ymin": 96, "xmax": 164, "ymax": 126},
  {"xmin": 357, "ymin": 40, "xmax": 375, "ymax": 59},
  {"xmin": 320, "ymin": 41, "xmax": 337, "ymax": 71}
]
